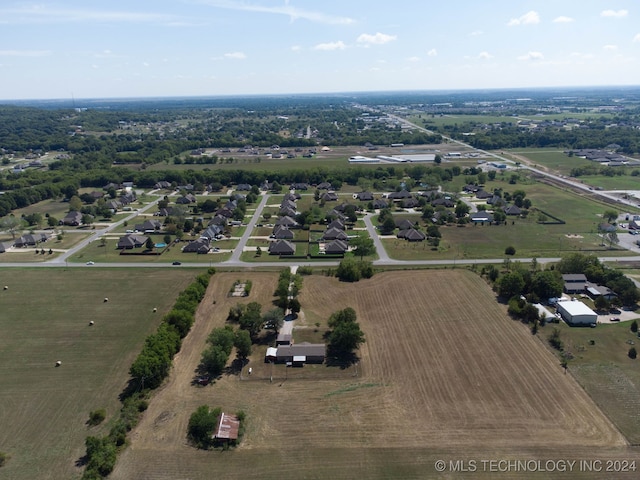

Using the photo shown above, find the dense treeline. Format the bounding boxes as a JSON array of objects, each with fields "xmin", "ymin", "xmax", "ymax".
[{"xmin": 442, "ymin": 122, "xmax": 640, "ymax": 154}]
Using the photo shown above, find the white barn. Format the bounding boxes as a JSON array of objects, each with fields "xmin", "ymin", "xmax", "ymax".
[{"xmin": 556, "ymin": 300, "xmax": 597, "ymax": 326}]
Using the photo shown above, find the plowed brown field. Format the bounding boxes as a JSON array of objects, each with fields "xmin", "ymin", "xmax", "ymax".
[{"xmin": 112, "ymin": 270, "xmax": 634, "ymax": 480}]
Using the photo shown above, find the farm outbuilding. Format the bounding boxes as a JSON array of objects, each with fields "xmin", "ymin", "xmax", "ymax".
[{"xmin": 556, "ymin": 300, "xmax": 598, "ymax": 326}]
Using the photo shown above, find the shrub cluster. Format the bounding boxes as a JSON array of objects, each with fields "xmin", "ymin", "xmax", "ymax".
[{"xmin": 335, "ymin": 257, "xmax": 374, "ymax": 282}]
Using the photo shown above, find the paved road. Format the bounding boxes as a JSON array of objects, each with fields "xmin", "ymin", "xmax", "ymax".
[
  {"xmin": 226, "ymin": 193, "xmax": 269, "ymax": 264},
  {"xmin": 362, "ymin": 212, "xmax": 398, "ymax": 263}
]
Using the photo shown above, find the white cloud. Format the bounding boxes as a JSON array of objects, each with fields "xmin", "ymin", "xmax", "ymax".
[
  {"xmin": 0, "ymin": 49, "xmax": 50, "ymax": 57},
  {"xmin": 290, "ymin": 45, "xmax": 302, "ymax": 52},
  {"xmin": 478, "ymin": 51, "xmax": 493, "ymax": 60},
  {"xmin": 407, "ymin": 56, "xmax": 420, "ymax": 62},
  {"xmin": 553, "ymin": 16, "xmax": 574, "ymax": 23},
  {"xmin": 571, "ymin": 52, "xmax": 594, "ymax": 60},
  {"xmin": 603, "ymin": 45, "xmax": 618, "ymax": 51},
  {"xmin": 142, "ymin": 62, "xmax": 150, "ymax": 67},
  {"xmin": 313, "ymin": 41, "xmax": 346, "ymax": 51},
  {"xmin": 508, "ymin": 11, "xmax": 540, "ymax": 26},
  {"xmin": 633, "ymin": 33, "xmax": 640, "ymax": 43},
  {"xmin": 357, "ymin": 32, "xmax": 397, "ymax": 46},
  {"xmin": 196, "ymin": 0, "xmax": 355, "ymax": 25},
  {"xmin": 469, "ymin": 30, "xmax": 483, "ymax": 37},
  {"xmin": 0, "ymin": 5, "xmax": 177, "ymax": 24},
  {"xmin": 427, "ymin": 48, "xmax": 437, "ymax": 57},
  {"xmin": 517, "ymin": 51, "xmax": 544, "ymax": 61},
  {"xmin": 224, "ymin": 51, "xmax": 246, "ymax": 59},
  {"xmin": 601, "ymin": 10, "xmax": 628, "ymax": 18}
]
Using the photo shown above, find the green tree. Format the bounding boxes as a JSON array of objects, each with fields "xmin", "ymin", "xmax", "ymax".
[
  {"xmin": 603, "ymin": 210, "xmax": 618, "ymax": 223},
  {"xmin": 454, "ymin": 201, "xmax": 470, "ymax": 218},
  {"xmin": 531, "ymin": 270, "xmax": 563, "ymax": 300},
  {"xmin": 239, "ymin": 302, "xmax": 263, "ymax": 337},
  {"xmin": 593, "ymin": 295, "xmax": 610, "ymax": 312},
  {"xmin": 234, "ymin": 329, "xmax": 252, "ymax": 360},
  {"xmin": 631, "ymin": 320, "xmax": 638, "ymax": 333},
  {"xmin": 350, "ymin": 235, "xmax": 376, "ymax": 260},
  {"xmin": 327, "ymin": 307, "xmax": 365, "ymax": 360},
  {"xmin": 207, "ymin": 326, "xmax": 236, "ymax": 355},
  {"xmin": 262, "ymin": 307, "xmax": 284, "ymax": 333},
  {"xmin": 0, "ymin": 215, "xmax": 23, "ymax": 239},
  {"xmin": 504, "ymin": 245, "xmax": 516, "ymax": 255},
  {"xmin": 69, "ymin": 195, "xmax": 83, "ymax": 212},
  {"xmin": 187, "ymin": 405, "xmax": 221, "ymax": 449},
  {"xmin": 200, "ymin": 345, "xmax": 229, "ymax": 377},
  {"xmin": 497, "ymin": 271, "xmax": 525, "ymax": 299},
  {"xmin": 145, "ymin": 237, "xmax": 154, "ymax": 250},
  {"xmin": 81, "ymin": 213, "xmax": 94, "ymax": 226}
]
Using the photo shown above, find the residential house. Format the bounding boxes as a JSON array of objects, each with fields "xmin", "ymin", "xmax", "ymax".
[
  {"xmin": 134, "ymin": 219, "xmax": 162, "ymax": 233},
  {"xmin": 327, "ymin": 219, "xmax": 345, "ymax": 230},
  {"xmin": 395, "ymin": 219, "xmax": 415, "ymax": 231},
  {"xmin": 62, "ymin": 211, "xmax": 83, "ymax": 226},
  {"xmin": 562, "ymin": 274, "xmax": 588, "ymax": 294},
  {"xmin": 154, "ymin": 180, "xmax": 172, "ymax": 189},
  {"xmin": 272, "ymin": 225, "xmax": 294, "ymax": 239},
  {"xmin": 275, "ymin": 343, "xmax": 326, "ymax": 364},
  {"xmin": 356, "ymin": 192, "xmax": 374, "ymax": 201},
  {"xmin": 388, "ymin": 190, "xmax": 412, "ymax": 201},
  {"xmin": 268, "ymin": 239, "xmax": 295, "ymax": 255},
  {"xmin": 321, "ymin": 192, "xmax": 339, "ymax": 202},
  {"xmin": 397, "ymin": 228, "xmax": 426, "ymax": 242},
  {"xmin": 235, "ymin": 183, "xmax": 252, "ymax": 191},
  {"xmin": 470, "ymin": 211, "xmax": 494, "ymax": 223},
  {"xmin": 585, "ymin": 283, "xmax": 617, "ymax": 301},
  {"xmin": 372, "ymin": 199, "xmax": 388, "ymax": 209},
  {"xmin": 117, "ymin": 234, "xmax": 148, "ymax": 249},
  {"xmin": 176, "ymin": 193, "xmax": 196, "ymax": 204},
  {"xmin": 322, "ymin": 228, "xmax": 348, "ymax": 241},
  {"xmin": 324, "ymin": 239, "xmax": 349, "ymax": 254},
  {"xmin": 316, "ymin": 182, "xmax": 332, "ymax": 190},
  {"xmin": 200, "ymin": 225, "xmax": 224, "ymax": 241},
  {"xmin": 183, "ymin": 238, "xmax": 211, "ymax": 254},
  {"xmin": 503, "ymin": 205, "xmax": 522, "ymax": 216},
  {"xmin": 275, "ymin": 216, "xmax": 299, "ymax": 228},
  {"xmin": 14, "ymin": 233, "xmax": 48, "ymax": 248},
  {"xmin": 402, "ymin": 197, "xmax": 420, "ymax": 209}
]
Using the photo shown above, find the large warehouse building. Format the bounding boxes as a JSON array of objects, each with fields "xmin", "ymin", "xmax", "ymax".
[{"xmin": 556, "ymin": 300, "xmax": 598, "ymax": 326}]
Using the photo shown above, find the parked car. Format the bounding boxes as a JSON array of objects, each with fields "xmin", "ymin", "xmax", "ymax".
[
  {"xmin": 611, "ymin": 317, "xmax": 620, "ymax": 322},
  {"xmin": 86, "ymin": 261, "xmax": 95, "ymax": 265},
  {"xmin": 172, "ymin": 261, "xmax": 181, "ymax": 265}
]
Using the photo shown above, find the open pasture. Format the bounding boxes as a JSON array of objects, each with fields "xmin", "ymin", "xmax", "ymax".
[
  {"xmin": 0, "ymin": 268, "xmax": 198, "ymax": 480},
  {"xmin": 111, "ymin": 270, "xmax": 628, "ymax": 480}
]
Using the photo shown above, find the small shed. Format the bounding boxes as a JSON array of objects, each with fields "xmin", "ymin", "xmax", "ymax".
[
  {"xmin": 265, "ymin": 347, "xmax": 278, "ymax": 362},
  {"xmin": 212, "ymin": 412, "xmax": 239, "ymax": 442},
  {"xmin": 276, "ymin": 333, "xmax": 292, "ymax": 346}
]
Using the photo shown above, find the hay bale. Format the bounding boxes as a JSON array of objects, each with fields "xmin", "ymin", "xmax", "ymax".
[
  {"xmin": 55, "ymin": 361, "xmax": 62, "ymax": 367},
  {"xmin": 89, "ymin": 320, "xmax": 95, "ymax": 326},
  {"xmin": 3, "ymin": 285, "xmax": 7, "ymax": 290},
  {"xmin": 103, "ymin": 297, "xmax": 109, "ymax": 303},
  {"xmin": 153, "ymin": 307, "xmax": 157, "ymax": 313}
]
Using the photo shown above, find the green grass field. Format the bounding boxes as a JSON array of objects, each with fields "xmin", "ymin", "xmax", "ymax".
[
  {"xmin": 543, "ymin": 321, "xmax": 640, "ymax": 444},
  {"xmin": 0, "ymin": 268, "xmax": 199, "ymax": 480}
]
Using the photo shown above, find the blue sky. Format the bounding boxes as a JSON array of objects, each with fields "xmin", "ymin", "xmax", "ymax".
[{"xmin": 1, "ymin": 1, "xmax": 639, "ymax": 99}]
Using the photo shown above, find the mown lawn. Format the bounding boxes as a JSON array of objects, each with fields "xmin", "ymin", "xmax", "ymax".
[{"xmin": 0, "ymin": 268, "xmax": 199, "ymax": 480}]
